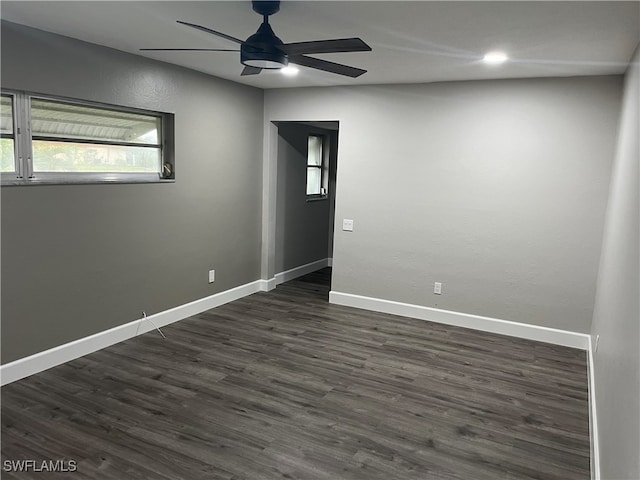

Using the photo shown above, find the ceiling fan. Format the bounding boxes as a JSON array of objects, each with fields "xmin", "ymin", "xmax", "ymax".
[{"xmin": 141, "ymin": 0, "xmax": 372, "ymax": 78}]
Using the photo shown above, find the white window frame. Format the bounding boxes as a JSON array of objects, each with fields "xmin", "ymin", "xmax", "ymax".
[
  {"xmin": 306, "ymin": 134, "xmax": 329, "ymax": 201},
  {"xmin": 1, "ymin": 90, "xmax": 174, "ymax": 186}
]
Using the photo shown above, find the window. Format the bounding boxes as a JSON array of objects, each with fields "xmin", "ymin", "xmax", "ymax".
[
  {"xmin": 306, "ymin": 134, "xmax": 328, "ymax": 199},
  {"xmin": 1, "ymin": 91, "xmax": 174, "ymax": 185},
  {"xmin": 1, "ymin": 94, "xmax": 16, "ymax": 174}
]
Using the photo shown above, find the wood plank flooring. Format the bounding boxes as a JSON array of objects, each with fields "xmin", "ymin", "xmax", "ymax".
[{"xmin": 1, "ymin": 268, "xmax": 590, "ymax": 479}]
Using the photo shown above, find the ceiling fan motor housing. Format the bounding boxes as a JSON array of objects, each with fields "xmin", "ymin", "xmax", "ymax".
[{"xmin": 241, "ymin": 21, "xmax": 288, "ymax": 69}]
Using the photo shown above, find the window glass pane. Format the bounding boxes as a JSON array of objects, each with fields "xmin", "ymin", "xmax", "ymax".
[
  {"xmin": 1, "ymin": 95, "xmax": 15, "ymax": 172},
  {"xmin": 1, "ymin": 95, "xmax": 14, "ymax": 135},
  {"xmin": 307, "ymin": 135, "xmax": 322, "ymax": 166},
  {"xmin": 1, "ymin": 138, "xmax": 15, "ymax": 172},
  {"xmin": 31, "ymin": 99, "xmax": 160, "ymax": 145},
  {"xmin": 32, "ymin": 140, "xmax": 160, "ymax": 173},
  {"xmin": 307, "ymin": 167, "xmax": 321, "ymax": 195}
]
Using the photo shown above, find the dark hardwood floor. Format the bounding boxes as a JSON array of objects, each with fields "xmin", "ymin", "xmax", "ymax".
[{"xmin": 1, "ymin": 268, "xmax": 590, "ymax": 479}]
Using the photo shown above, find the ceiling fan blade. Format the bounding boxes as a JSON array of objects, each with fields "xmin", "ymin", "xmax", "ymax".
[
  {"xmin": 280, "ymin": 38, "xmax": 371, "ymax": 56},
  {"xmin": 176, "ymin": 20, "xmax": 244, "ymax": 45},
  {"xmin": 289, "ymin": 55, "xmax": 367, "ymax": 78},
  {"xmin": 241, "ymin": 66, "xmax": 263, "ymax": 76},
  {"xmin": 140, "ymin": 48, "xmax": 240, "ymax": 52}
]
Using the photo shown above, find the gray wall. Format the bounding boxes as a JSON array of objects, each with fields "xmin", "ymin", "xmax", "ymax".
[
  {"xmin": 590, "ymin": 46, "xmax": 639, "ymax": 480},
  {"xmin": 265, "ymin": 76, "xmax": 622, "ymax": 333},
  {"xmin": 274, "ymin": 122, "xmax": 336, "ymax": 273},
  {"xmin": 1, "ymin": 21, "xmax": 264, "ymax": 363}
]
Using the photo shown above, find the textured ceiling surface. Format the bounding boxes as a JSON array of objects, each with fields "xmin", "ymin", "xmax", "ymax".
[{"xmin": 1, "ymin": 1, "xmax": 639, "ymax": 89}]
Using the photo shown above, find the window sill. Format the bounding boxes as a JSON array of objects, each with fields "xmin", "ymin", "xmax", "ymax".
[
  {"xmin": 1, "ymin": 175, "xmax": 175, "ymax": 187},
  {"xmin": 306, "ymin": 195, "xmax": 329, "ymax": 203}
]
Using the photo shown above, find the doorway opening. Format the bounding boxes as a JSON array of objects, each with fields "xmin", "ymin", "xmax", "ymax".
[{"xmin": 272, "ymin": 121, "xmax": 338, "ymax": 298}]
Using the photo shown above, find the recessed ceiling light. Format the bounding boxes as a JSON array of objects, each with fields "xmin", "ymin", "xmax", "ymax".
[
  {"xmin": 483, "ymin": 51, "xmax": 508, "ymax": 65},
  {"xmin": 281, "ymin": 65, "xmax": 299, "ymax": 76}
]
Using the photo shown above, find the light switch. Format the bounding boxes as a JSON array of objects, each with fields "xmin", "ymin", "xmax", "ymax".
[{"xmin": 342, "ymin": 219, "xmax": 354, "ymax": 232}]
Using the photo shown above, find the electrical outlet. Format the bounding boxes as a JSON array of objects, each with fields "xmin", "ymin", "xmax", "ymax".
[
  {"xmin": 434, "ymin": 282, "xmax": 442, "ymax": 295},
  {"xmin": 342, "ymin": 219, "xmax": 354, "ymax": 232},
  {"xmin": 208, "ymin": 269, "xmax": 215, "ymax": 283}
]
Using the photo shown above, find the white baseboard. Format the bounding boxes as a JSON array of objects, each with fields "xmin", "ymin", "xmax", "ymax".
[
  {"xmin": 329, "ymin": 291, "xmax": 590, "ymax": 350},
  {"xmin": 1, "ymin": 279, "xmax": 268, "ymax": 386},
  {"xmin": 274, "ymin": 258, "xmax": 331, "ymax": 286},
  {"xmin": 587, "ymin": 336, "xmax": 600, "ymax": 480},
  {"xmin": 261, "ymin": 277, "xmax": 277, "ymax": 292}
]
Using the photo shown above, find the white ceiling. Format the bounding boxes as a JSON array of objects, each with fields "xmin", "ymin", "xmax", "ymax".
[{"xmin": 1, "ymin": 1, "xmax": 638, "ymax": 89}]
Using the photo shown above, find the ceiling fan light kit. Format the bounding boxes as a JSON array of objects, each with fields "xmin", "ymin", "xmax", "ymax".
[
  {"xmin": 142, "ymin": 0, "xmax": 371, "ymax": 78},
  {"xmin": 241, "ymin": 20, "xmax": 287, "ymax": 69}
]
